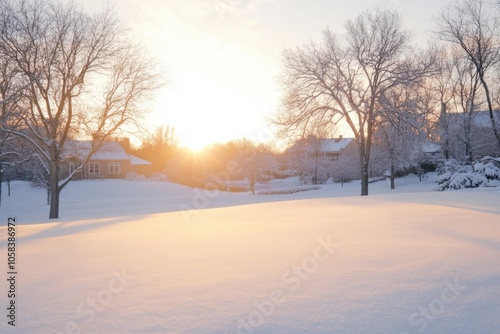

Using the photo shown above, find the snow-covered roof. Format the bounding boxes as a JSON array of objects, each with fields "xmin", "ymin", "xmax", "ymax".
[
  {"xmin": 472, "ymin": 110, "xmax": 500, "ymax": 127},
  {"xmin": 448, "ymin": 110, "xmax": 500, "ymax": 128},
  {"xmin": 130, "ymin": 155, "xmax": 152, "ymax": 166},
  {"xmin": 319, "ymin": 138, "xmax": 354, "ymax": 153},
  {"xmin": 64, "ymin": 140, "xmax": 141, "ymax": 161},
  {"xmin": 421, "ymin": 142, "xmax": 441, "ymax": 154},
  {"xmin": 91, "ymin": 142, "xmax": 131, "ymax": 160}
]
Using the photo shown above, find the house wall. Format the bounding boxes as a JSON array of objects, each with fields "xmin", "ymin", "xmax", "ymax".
[
  {"xmin": 444, "ymin": 111, "xmax": 500, "ymax": 159},
  {"xmin": 83, "ymin": 159, "xmax": 132, "ymax": 179},
  {"xmin": 132, "ymin": 164, "xmax": 152, "ymax": 177},
  {"xmin": 448, "ymin": 124, "xmax": 500, "ymax": 159}
]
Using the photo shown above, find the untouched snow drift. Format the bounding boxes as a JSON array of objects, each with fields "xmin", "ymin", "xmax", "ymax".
[{"xmin": 0, "ymin": 178, "xmax": 499, "ymax": 333}]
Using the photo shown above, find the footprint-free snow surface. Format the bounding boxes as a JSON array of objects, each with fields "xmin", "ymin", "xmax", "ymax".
[{"xmin": 0, "ymin": 177, "xmax": 499, "ymax": 333}]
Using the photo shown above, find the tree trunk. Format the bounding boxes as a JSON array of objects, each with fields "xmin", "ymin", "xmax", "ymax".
[
  {"xmin": 250, "ymin": 177, "xmax": 255, "ymax": 195},
  {"xmin": 313, "ymin": 155, "xmax": 318, "ymax": 185},
  {"xmin": 479, "ymin": 75, "xmax": 500, "ymax": 149},
  {"xmin": 0, "ymin": 167, "xmax": 3, "ymax": 207},
  {"xmin": 360, "ymin": 155, "xmax": 369, "ymax": 196},
  {"xmin": 441, "ymin": 102, "xmax": 450, "ymax": 160},
  {"xmin": 49, "ymin": 163, "xmax": 60, "ymax": 219},
  {"xmin": 390, "ymin": 162, "xmax": 395, "ymax": 190}
]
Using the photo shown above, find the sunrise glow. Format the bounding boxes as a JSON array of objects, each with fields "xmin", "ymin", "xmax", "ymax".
[{"xmin": 84, "ymin": 0, "xmax": 450, "ymax": 148}]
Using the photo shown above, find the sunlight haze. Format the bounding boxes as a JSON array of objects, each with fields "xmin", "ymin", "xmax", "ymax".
[{"xmin": 85, "ymin": 0, "xmax": 450, "ymax": 149}]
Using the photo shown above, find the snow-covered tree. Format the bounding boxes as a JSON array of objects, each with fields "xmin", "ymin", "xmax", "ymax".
[
  {"xmin": 436, "ymin": 0, "xmax": 500, "ymax": 148},
  {"xmin": 331, "ymin": 148, "xmax": 360, "ymax": 186},
  {"xmin": 287, "ymin": 135, "xmax": 331, "ymax": 185},
  {"xmin": 275, "ymin": 9, "xmax": 434, "ymax": 196},
  {"xmin": 235, "ymin": 139, "xmax": 277, "ymax": 195},
  {"xmin": 0, "ymin": 0, "xmax": 163, "ymax": 218},
  {"xmin": 373, "ymin": 83, "xmax": 427, "ymax": 189},
  {"xmin": 0, "ymin": 41, "xmax": 25, "ymax": 206}
]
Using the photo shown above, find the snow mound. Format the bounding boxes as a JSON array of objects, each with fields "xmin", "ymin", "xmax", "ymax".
[{"xmin": 2, "ymin": 193, "xmax": 500, "ymax": 333}]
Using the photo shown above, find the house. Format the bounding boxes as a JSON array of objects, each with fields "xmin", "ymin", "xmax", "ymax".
[
  {"xmin": 421, "ymin": 141, "xmax": 442, "ymax": 160},
  {"xmin": 64, "ymin": 140, "xmax": 152, "ymax": 180},
  {"xmin": 288, "ymin": 135, "xmax": 357, "ymax": 160},
  {"xmin": 130, "ymin": 155, "xmax": 153, "ymax": 176},
  {"xmin": 317, "ymin": 136, "xmax": 357, "ymax": 160},
  {"xmin": 287, "ymin": 135, "xmax": 359, "ymax": 184},
  {"xmin": 443, "ymin": 110, "xmax": 500, "ymax": 159}
]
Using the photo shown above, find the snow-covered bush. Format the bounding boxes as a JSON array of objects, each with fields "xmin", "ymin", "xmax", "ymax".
[
  {"xmin": 257, "ymin": 186, "xmax": 320, "ymax": 195},
  {"xmin": 149, "ymin": 172, "xmax": 168, "ymax": 182},
  {"xmin": 126, "ymin": 172, "xmax": 147, "ymax": 182},
  {"xmin": 436, "ymin": 157, "xmax": 500, "ymax": 191}
]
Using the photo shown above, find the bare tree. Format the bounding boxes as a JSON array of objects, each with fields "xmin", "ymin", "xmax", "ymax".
[
  {"xmin": 0, "ymin": 43, "xmax": 25, "ymax": 206},
  {"xmin": 428, "ymin": 45, "xmax": 458, "ymax": 160},
  {"xmin": 436, "ymin": 0, "xmax": 500, "ymax": 148},
  {"xmin": 275, "ymin": 9, "xmax": 433, "ymax": 195},
  {"xmin": 375, "ymin": 84, "xmax": 425, "ymax": 189},
  {"xmin": 135, "ymin": 125, "xmax": 177, "ymax": 174},
  {"xmin": 236, "ymin": 139, "xmax": 277, "ymax": 195},
  {"xmin": 0, "ymin": 0, "xmax": 163, "ymax": 218},
  {"xmin": 450, "ymin": 49, "xmax": 483, "ymax": 161}
]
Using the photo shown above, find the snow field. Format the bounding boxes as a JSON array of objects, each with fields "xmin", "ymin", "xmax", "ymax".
[{"xmin": 0, "ymin": 179, "xmax": 499, "ymax": 333}]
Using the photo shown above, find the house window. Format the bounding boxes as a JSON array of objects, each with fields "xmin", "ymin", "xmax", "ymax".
[
  {"xmin": 88, "ymin": 162, "xmax": 100, "ymax": 175},
  {"xmin": 109, "ymin": 162, "xmax": 121, "ymax": 175}
]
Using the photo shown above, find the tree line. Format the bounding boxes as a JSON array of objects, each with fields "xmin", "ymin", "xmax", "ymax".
[{"xmin": 274, "ymin": 0, "xmax": 500, "ymax": 196}]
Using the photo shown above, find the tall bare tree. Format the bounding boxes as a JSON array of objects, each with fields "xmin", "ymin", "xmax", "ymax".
[
  {"xmin": 275, "ymin": 9, "xmax": 432, "ymax": 195},
  {"xmin": 0, "ymin": 0, "xmax": 163, "ymax": 218},
  {"xmin": 428, "ymin": 45, "xmax": 457, "ymax": 160},
  {"xmin": 0, "ymin": 44, "xmax": 25, "ymax": 206},
  {"xmin": 436, "ymin": 0, "xmax": 500, "ymax": 148},
  {"xmin": 375, "ymin": 83, "xmax": 425, "ymax": 189},
  {"xmin": 450, "ymin": 49, "xmax": 482, "ymax": 161}
]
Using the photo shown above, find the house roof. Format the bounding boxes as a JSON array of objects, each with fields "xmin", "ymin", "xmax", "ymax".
[
  {"xmin": 421, "ymin": 141, "xmax": 441, "ymax": 154},
  {"xmin": 64, "ymin": 140, "xmax": 151, "ymax": 163},
  {"xmin": 447, "ymin": 110, "xmax": 500, "ymax": 128},
  {"xmin": 319, "ymin": 138, "xmax": 354, "ymax": 153},
  {"xmin": 90, "ymin": 142, "xmax": 130, "ymax": 160},
  {"xmin": 130, "ymin": 155, "xmax": 152, "ymax": 166}
]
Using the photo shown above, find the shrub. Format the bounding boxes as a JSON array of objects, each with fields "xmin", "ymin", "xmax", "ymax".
[{"xmin": 436, "ymin": 157, "xmax": 500, "ymax": 191}]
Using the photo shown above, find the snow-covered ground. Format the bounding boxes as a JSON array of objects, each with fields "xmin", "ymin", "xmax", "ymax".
[{"xmin": 0, "ymin": 174, "xmax": 499, "ymax": 333}]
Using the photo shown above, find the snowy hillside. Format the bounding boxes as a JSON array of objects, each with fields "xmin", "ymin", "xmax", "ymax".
[
  {"xmin": 1, "ymin": 174, "xmax": 437, "ymax": 225},
  {"xmin": 0, "ymin": 176, "xmax": 499, "ymax": 333}
]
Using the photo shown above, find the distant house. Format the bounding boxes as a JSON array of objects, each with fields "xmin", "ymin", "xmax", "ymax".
[
  {"xmin": 421, "ymin": 141, "xmax": 442, "ymax": 160},
  {"xmin": 64, "ymin": 140, "xmax": 152, "ymax": 180},
  {"xmin": 317, "ymin": 136, "xmax": 357, "ymax": 160},
  {"xmin": 444, "ymin": 110, "xmax": 500, "ymax": 159},
  {"xmin": 286, "ymin": 135, "xmax": 359, "ymax": 184}
]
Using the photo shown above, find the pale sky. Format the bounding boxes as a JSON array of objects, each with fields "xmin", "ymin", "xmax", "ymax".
[{"xmin": 85, "ymin": 0, "xmax": 451, "ymax": 150}]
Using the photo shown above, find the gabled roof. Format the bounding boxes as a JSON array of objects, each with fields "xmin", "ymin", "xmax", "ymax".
[
  {"xmin": 421, "ymin": 141, "xmax": 441, "ymax": 154},
  {"xmin": 130, "ymin": 155, "xmax": 152, "ymax": 166},
  {"xmin": 64, "ymin": 140, "xmax": 151, "ymax": 163},
  {"xmin": 90, "ymin": 142, "xmax": 130, "ymax": 160},
  {"xmin": 447, "ymin": 110, "xmax": 500, "ymax": 128},
  {"xmin": 319, "ymin": 138, "xmax": 354, "ymax": 153}
]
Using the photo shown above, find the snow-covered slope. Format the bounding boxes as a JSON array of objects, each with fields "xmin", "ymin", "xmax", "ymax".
[
  {"xmin": 1, "ymin": 173, "xmax": 437, "ymax": 225},
  {"xmin": 0, "ymin": 177, "xmax": 499, "ymax": 333}
]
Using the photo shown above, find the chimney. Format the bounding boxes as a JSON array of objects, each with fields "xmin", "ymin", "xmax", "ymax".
[
  {"xmin": 339, "ymin": 135, "xmax": 343, "ymax": 140},
  {"xmin": 118, "ymin": 138, "xmax": 131, "ymax": 155}
]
